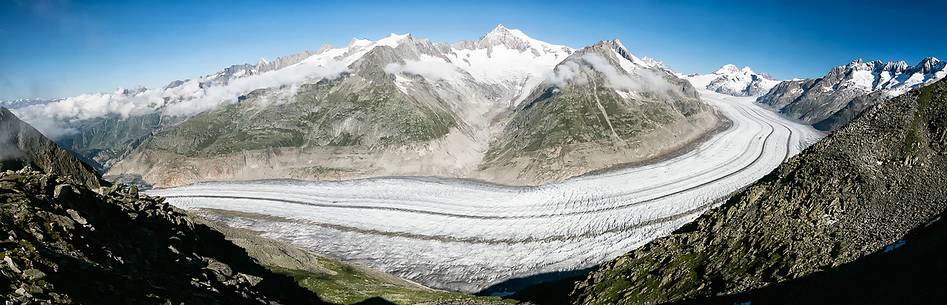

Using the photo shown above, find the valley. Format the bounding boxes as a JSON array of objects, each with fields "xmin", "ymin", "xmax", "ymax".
[
  {"xmin": 4, "ymin": 3, "xmax": 945, "ymax": 302},
  {"xmin": 148, "ymin": 88, "xmax": 822, "ymax": 293}
]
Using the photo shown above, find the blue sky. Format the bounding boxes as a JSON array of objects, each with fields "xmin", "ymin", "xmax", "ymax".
[{"xmin": 1, "ymin": 0, "xmax": 945, "ymax": 100}]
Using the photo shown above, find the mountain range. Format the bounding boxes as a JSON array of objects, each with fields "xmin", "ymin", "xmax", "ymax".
[
  {"xmin": 9, "ymin": 25, "xmax": 724, "ymax": 188},
  {"xmin": 758, "ymin": 57, "xmax": 947, "ymax": 130}
]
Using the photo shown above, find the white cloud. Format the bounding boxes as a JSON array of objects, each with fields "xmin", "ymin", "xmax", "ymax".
[
  {"xmin": 581, "ymin": 53, "xmax": 674, "ymax": 93},
  {"xmin": 10, "ymin": 59, "xmax": 349, "ymax": 138},
  {"xmin": 0, "ymin": 126, "xmax": 24, "ymax": 161},
  {"xmin": 545, "ymin": 61, "xmax": 584, "ymax": 87},
  {"xmin": 164, "ymin": 61, "xmax": 348, "ymax": 116}
]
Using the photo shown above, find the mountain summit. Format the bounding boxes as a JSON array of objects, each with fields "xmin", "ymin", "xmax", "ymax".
[{"xmin": 687, "ymin": 64, "xmax": 779, "ymax": 97}]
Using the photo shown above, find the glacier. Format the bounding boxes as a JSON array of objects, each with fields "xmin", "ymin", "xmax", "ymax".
[{"xmin": 148, "ymin": 88, "xmax": 823, "ymax": 293}]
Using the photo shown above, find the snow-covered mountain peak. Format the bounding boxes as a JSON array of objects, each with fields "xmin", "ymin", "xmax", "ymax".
[
  {"xmin": 480, "ymin": 24, "xmax": 532, "ymax": 45},
  {"xmin": 714, "ymin": 64, "xmax": 742, "ymax": 75},
  {"xmin": 821, "ymin": 57, "xmax": 947, "ymax": 94},
  {"xmin": 345, "ymin": 33, "xmax": 410, "ymax": 50},
  {"xmin": 440, "ymin": 26, "xmax": 573, "ymax": 102},
  {"xmin": 375, "ymin": 33, "xmax": 411, "ymax": 47},
  {"xmin": 640, "ymin": 57, "xmax": 668, "ymax": 70},
  {"xmin": 592, "ymin": 39, "xmax": 661, "ymax": 70},
  {"xmin": 916, "ymin": 56, "xmax": 945, "ymax": 73},
  {"xmin": 687, "ymin": 64, "xmax": 779, "ymax": 97},
  {"xmin": 884, "ymin": 60, "xmax": 910, "ymax": 72},
  {"xmin": 347, "ymin": 38, "xmax": 373, "ymax": 49},
  {"xmin": 464, "ymin": 24, "xmax": 571, "ymax": 56},
  {"xmin": 713, "ymin": 64, "xmax": 757, "ymax": 76}
]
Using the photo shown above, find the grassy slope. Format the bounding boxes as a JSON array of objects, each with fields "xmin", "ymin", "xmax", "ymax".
[{"xmin": 143, "ymin": 71, "xmax": 455, "ymax": 159}]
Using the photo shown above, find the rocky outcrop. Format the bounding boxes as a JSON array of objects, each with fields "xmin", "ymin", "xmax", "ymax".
[
  {"xmin": 0, "ymin": 108, "xmax": 103, "ymax": 188},
  {"xmin": 0, "ymin": 169, "xmax": 328, "ymax": 304},
  {"xmin": 572, "ymin": 78, "xmax": 947, "ymax": 304},
  {"xmin": 758, "ymin": 57, "xmax": 947, "ymax": 131}
]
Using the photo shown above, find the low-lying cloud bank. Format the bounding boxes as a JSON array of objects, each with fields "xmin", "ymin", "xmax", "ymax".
[
  {"xmin": 544, "ymin": 53, "xmax": 675, "ymax": 93},
  {"xmin": 11, "ymin": 60, "xmax": 348, "ymax": 139}
]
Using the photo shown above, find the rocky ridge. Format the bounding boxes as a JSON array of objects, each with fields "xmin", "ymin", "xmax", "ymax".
[
  {"xmin": 758, "ymin": 57, "xmax": 947, "ymax": 131},
  {"xmin": 571, "ymin": 77, "xmax": 947, "ymax": 304},
  {"xmin": 480, "ymin": 40, "xmax": 722, "ymax": 183}
]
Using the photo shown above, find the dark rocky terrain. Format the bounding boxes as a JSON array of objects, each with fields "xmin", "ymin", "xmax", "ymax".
[
  {"xmin": 1, "ymin": 108, "xmax": 329, "ymax": 304},
  {"xmin": 670, "ymin": 207, "xmax": 947, "ymax": 305},
  {"xmin": 0, "ymin": 169, "xmax": 329, "ymax": 304},
  {"xmin": 571, "ymin": 77, "xmax": 947, "ymax": 304}
]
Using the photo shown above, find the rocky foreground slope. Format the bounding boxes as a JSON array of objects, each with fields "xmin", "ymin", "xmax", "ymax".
[
  {"xmin": 1, "ymin": 106, "xmax": 328, "ymax": 304},
  {"xmin": 671, "ymin": 207, "xmax": 947, "ymax": 305},
  {"xmin": 571, "ymin": 77, "xmax": 947, "ymax": 304},
  {"xmin": 0, "ymin": 169, "xmax": 329, "ymax": 304}
]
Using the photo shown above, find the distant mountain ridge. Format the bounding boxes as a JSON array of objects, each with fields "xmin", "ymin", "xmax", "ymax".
[
  {"xmin": 758, "ymin": 57, "xmax": 947, "ymax": 130},
  {"xmin": 686, "ymin": 64, "xmax": 780, "ymax": 97},
  {"xmin": 9, "ymin": 25, "xmax": 722, "ymax": 187}
]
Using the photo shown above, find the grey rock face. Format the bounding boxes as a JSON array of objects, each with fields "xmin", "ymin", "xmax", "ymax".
[{"xmin": 255, "ymin": 50, "xmax": 318, "ymax": 73}]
